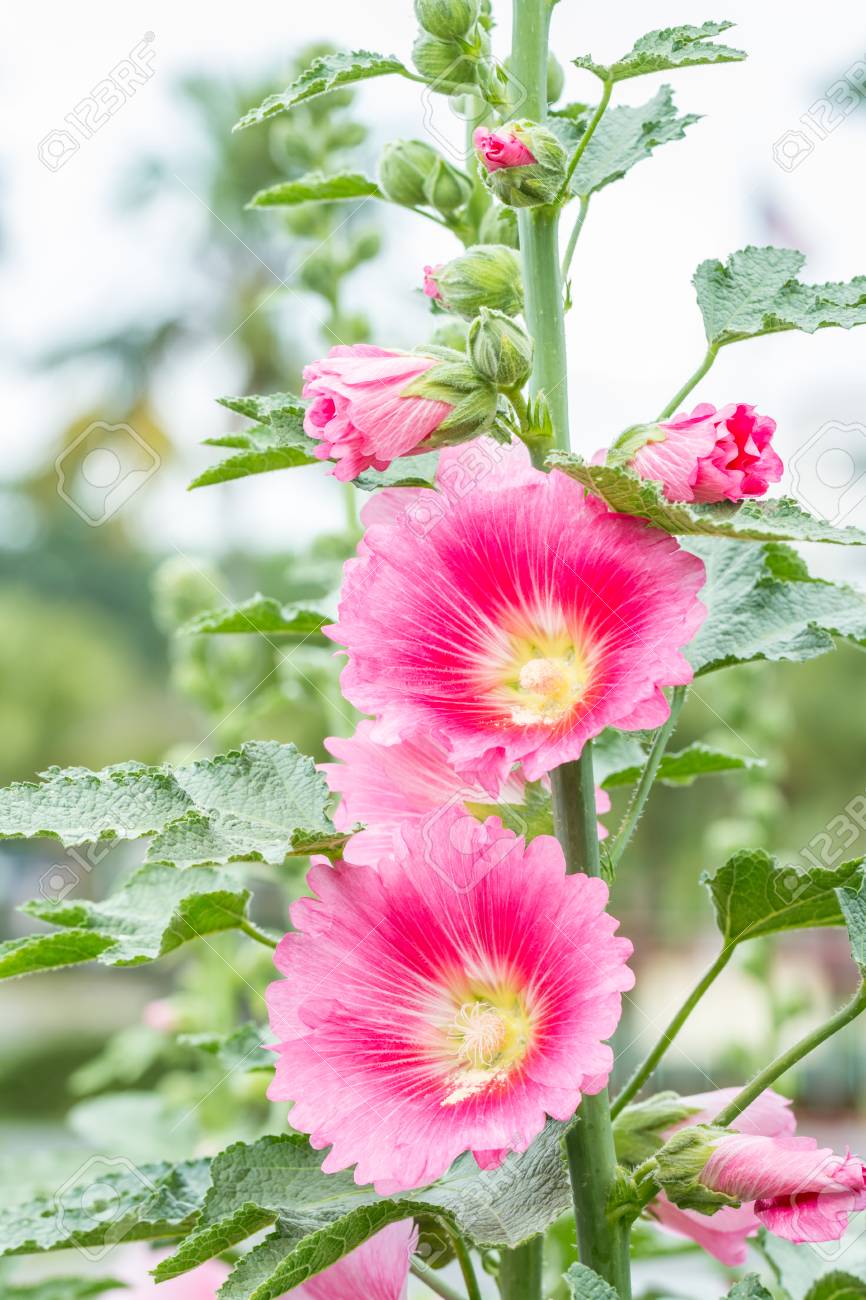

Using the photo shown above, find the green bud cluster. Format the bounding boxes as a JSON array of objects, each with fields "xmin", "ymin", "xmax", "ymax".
[
  {"xmin": 468, "ymin": 308, "xmax": 533, "ymax": 389},
  {"xmin": 429, "ymin": 244, "xmax": 523, "ymax": 320},
  {"xmin": 412, "ymin": 0, "xmax": 489, "ymax": 94},
  {"xmin": 378, "ymin": 139, "xmax": 473, "ymax": 215}
]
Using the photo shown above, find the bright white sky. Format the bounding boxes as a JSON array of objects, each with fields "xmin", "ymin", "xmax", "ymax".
[{"xmin": 4, "ymin": 0, "xmax": 866, "ymax": 582}]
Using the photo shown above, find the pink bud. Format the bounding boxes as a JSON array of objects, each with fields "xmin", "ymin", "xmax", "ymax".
[
  {"xmin": 473, "ymin": 126, "xmax": 536, "ymax": 172},
  {"xmin": 422, "ymin": 264, "xmax": 443, "ymax": 299}
]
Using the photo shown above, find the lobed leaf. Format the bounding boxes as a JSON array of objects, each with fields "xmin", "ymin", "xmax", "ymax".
[
  {"xmin": 548, "ymin": 454, "xmax": 866, "ymax": 545},
  {"xmin": 701, "ymin": 849, "xmax": 865, "ymax": 948},
  {"xmin": 190, "ymin": 397, "xmax": 317, "ymax": 490},
  {"xmin": 554, "ymin": 87, "xmax": 699, "ymax": 199},
  {"xmin": 693, "ymin": 246, "xmax": 866, "ymax": 348},
  {"xmin": 180, "ymin": 596, "xmax": 328, "ymax": 639},
  {"xmin": 563, "ymin": 1262, "xmax": 620, "ymax": 1298},
  {"xmin": 235, "ymin": 52, "xmax": 414, "ymax": 130},
  {"xmin": 179, "ymin": 1023, "xmax": 273, "ymax": 1073},
  {"xmin": 836, "ymin": 873, "xmax": 866, "ymax": 973},
  {"xmin": 0, "ymin": 863, "xmax": 251, "ymax": 979},
  {"xmin": 249, "ymin": 171, "xmax": 382, "ymax": 207},
  {"xmin": 804, "ymin": 1275, "xmax": 866, "ymax": 1300},
  {"xmin": 574, "ymin": 20, "xmax": 746, "ymax": 83},
  {"xmin": 600, "ymin": 742, "xmax": 760, "ymax": 789},
  {"xmin": 725, "ymin": 1278, "xmax": 775, "ymax": 1300}
]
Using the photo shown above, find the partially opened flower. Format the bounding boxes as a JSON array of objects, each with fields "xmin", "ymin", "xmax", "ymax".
[
  {"xmin": 656, "ymin": 1092, "xmax": 866, "ymax": 1250},
  {"xmin": 648, "ymin": 1087, "xmax": 794, "ymax": 1266},
  {"xmin": 474, "ymin": 125, "xmax": 536, "ymax": 171},
  {"xmin": 292, "ymin": 1220, "xmax": 416, "ymax": 1299},
  {"xmin": 328, "ymin": 440, "xmax": 706, "ymax": 787},
  {"xmin": 622, "ymin": 403, "xmax": 783, "ymax": 503},
  {"xmin": 321, "ymin": 720, "xmax": 610, "ymax": 867},
  {"xmin": 267, "ymin": 807, "xmax": 633, "ymax": 1193},
  {"xmin": 474, "ymin": 121, "xmax": 566, "ymax": 207},
  {"xmin": 302, "ymin": 344, "xmax": 496, "ymax": 481}
]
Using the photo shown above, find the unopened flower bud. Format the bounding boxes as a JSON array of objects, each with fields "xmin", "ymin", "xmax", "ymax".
[
  {"xmin": 378, "ymin": 139, "xmax": 440, "ymax": 208},
  {"xmin": 468, "ymin": 308, "xmax": 533, "ymax": 389},
  {"xmin": 474, "ymin": 120, "xmax": 566, "ymax": 208},
  {"xmin": 414, "ymin": 0, "xmax": 479, "ymax": 40},
  {"xmin": 478, "ymin": 203, "xmax": 519, "ymax": 248},
  {"xmin": 412, "ymin": 31, "xmax": 486, "ymax": 92},
  {"xmin": 654, "ymin": 1126, "xmax": 740, "ymax": 1213},
  {"xmin": 422, "ymin": 157, "xmax": 474, "ymax": 213},
  {"xmin": 423, "ymin": 244, "xmax": 523, "ymax": 320}
]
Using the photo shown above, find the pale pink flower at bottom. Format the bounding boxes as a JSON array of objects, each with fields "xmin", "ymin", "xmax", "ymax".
[
  {"xmin": 321, "ymin": 720, "xmax": 610, "ymax": 866},
  {"xmin": 291, "ymin": 1221, "xmax": 417, "ymax": 1299},
  {"xmin": 650, "ymin": 1087, "xmax": 794, "ymax": 1266},
  {"xmin": 266, "ymin": 807, "xmax": 633, "ymax": 1194}
]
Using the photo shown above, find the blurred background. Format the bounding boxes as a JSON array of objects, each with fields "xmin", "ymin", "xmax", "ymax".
[{"xmin": 2, "ymin": 1, "xmax": 866, "ymax": 1295}]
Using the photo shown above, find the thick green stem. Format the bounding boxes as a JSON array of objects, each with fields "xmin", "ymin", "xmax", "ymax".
[
  {"xmin": 714, "ymin": 981, "xmax": 866, "ymax": 1128},
  {"xmin": 657, "ymin": 345, "xmax": 719, "ymax": 419},
  {"xmin": 609, "ymin": 686, "xmax": 686, "ymax": 867},
  {"xmin": 610, "ymin": 947, "xmax": 733, "ymax": 1119},
  {"xmin": 497, "ymin": 1237, "xmax": 543, "ymax": 1300},
  {"xmin": 552, "ymin": 749, "xmax": 633, "ymax": 1298}
]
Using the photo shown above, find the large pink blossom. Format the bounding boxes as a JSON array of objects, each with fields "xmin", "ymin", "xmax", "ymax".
[
  {"xmin": 474, "ymin": 126, "xmax": 536, "ymax": 171},
  {"xmin": 327, "ymin": 440, "xmax": 706, "ymax": 787},
  {"xmin": 267, "ymin": 807, "xmax": 633, "ymax": 1193},
  {"xmin": 321, "ymin": 721, "xmax": 610, "ymax": 866},
  {"xmin": 650, "ymin": 1087, "xmax": 794, "ymax": 1266},
  {"xmin": 630, "ymin": 403, "xmax": 783, "ymax": 503},
  {"xmin": 302, "ymin": 344, "xmax": 453, "ymax": 482}
]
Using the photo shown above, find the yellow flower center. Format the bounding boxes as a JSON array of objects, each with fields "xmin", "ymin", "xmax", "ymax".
[
  {"xmin": 441, "ymin": 992, "xmax": 533, "ymax": 1106},
  {"xmin": 504, "ymin": 632, "xmax": 589, "ymax": 727}
]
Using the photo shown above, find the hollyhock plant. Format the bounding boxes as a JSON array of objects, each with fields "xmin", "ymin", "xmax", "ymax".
[
  {"xmin": 267, "ymin": 806, "xmax": 633, "ymax": 1193},
  {"xmin": 327, "ymin": 440, "xmax": 706, "ymax": 788},
  {"xmin": 624, "ymin": 402, "xmax": 783, "ymax": 503},
  {"xmin": 321, "ymin": 720, "xmax": 610, "ymax": 865},
  {"xmin": 302, "ymin": 344, "xmax": 496, "ymax": 481},
  {"xmin": 649, "ymin": 1087, "xmax": 795, "ymax": 1266}
]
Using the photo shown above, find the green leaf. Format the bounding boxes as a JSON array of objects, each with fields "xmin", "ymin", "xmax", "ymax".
[
  {"xmin": 249, "ymin": 171, "xmax": 382, "ymax": 207},
  {"xmin": 180, "ymin": 1023, "xmax": 273, "ymax": 1073},
  {"xmin": 235, "ymin": 51, "xmax": 415, "ymax": 130},
  {"xmin": 0, "ymin": 863, "xmax": 251, "ymax": 978},
  {"xmin": 190, "ymin": 400, "xmax": 317, "ymax": 489},
  {"xmin": 725, "ymin": 1278, "xmax": 774, "ymax": 1300},
  {"xmin": 556, "ymin": 87, "xmax": 700, "ymax": 199},
  {"xmin": 804, "ymin": 1275, "xmax": 866, "ymax": 1300},
  {"xmin": 694, "ymin": 246, "xmax": 866, "ymax": 348},
  {"xmin": 156, "ymin": 1127, "xmax": 571, "ymax": 1295},
  {"xmin": 0, "ymin": 1156, "xmax": 210, "ymax": 1255},
  {"xmin": 836, "ymin": 874, "xmax": 866, "ymax": 973},
  {"xmin": 0, "ymin": 1281, "xmax": 126, "ymax": 1300},
  {"xmin": 701, "ymin": 849, "xmax": 865, "ymax": 948},
  {"xmin": 0, "ymin": 741, "xmax": 340, "ymax": 867},
  {"xmin": 688, "ymin": 539, "xmax": 866, "ymax": 675},
  {"xmin": 601, "ymin": 742, "xmax": 760, "ymax": 788},
  {"xmin": 563, "ymin": 1262, "xmax": 620, "ymax": 1299},
  {"xmin": 354, "ymin": 450, "xmax": 440, "ymax": 490},
  {"xmin": 547, "ymin": 455, "xmax": 866, "ymax": 545},
  {"xmin": 574, "ymin": 20, "xmax": 746, "ymax": 83},
  {"xmin": 180, "ymin": 596, "xmax": 328, "ymax": 640}
]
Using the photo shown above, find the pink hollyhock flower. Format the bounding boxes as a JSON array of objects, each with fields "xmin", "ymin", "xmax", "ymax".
[
  {"xmin": 292, "ymin": 1221, "xmax": 417, "ymax": 1299},
  {"xmin": 321, "ymin": 720, "xmax": 610, "ymax": 866},
  {"xmin": 474, "ymin": 126, "xmax": 536, "ymax": 171},
  {"xmin": 629, "ymin": 403, "xmax": 783, "ymax": 504},
  {"xmin": 267, "ymin": 806, "xmax": 633, "ymax": 1193},
  {"xmin": 650, "ymin": 1087, "xmax": 795, "ymax": 1266},
  {"xmin": 302, "ymin": 344, "xmax": 453, "ymax": 482},
  {"xmin": 422, "ymin": 264, "xmax": 443, "ymax": 299},
  {"xmin": 327, "ymin": 440, "xmax": 706, "ymax": 788}
]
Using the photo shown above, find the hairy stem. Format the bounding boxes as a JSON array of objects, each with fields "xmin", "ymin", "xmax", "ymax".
[
  {"xmin": 556, "ymin": 78, "xmax": 613, "ymax": 203},
  {"xmin": 497, "ymin": 1237, "xmax": 543, "ymax": 1300},
  {"xmin": 449, "ymin": 1230, "xmax": 483, "ymax": 1300},
  {"xmin": 552, "ymin": 749, "xmax": 633, "ymax": 1297},
  {"xmin": 714, "ymin": 980, "xmax": 866, "ymax": 1128},
  {"xmin": 610, "ymin": 947, "xmax": 733, "ymax": 1119},
  {"xmin": 609, "ymin": 686, "xmax": 686, "ymax": 867},
  {"xmin": 657, "ymin": 344, "xmax": 719, "ymax": 420},
  {"xmin": 410, "ymin": 1259, "xmax": 468, "ymax": 1300},
  {"xmin": 239, "ymin": 918, "xmax": 278, "ymax": 949}
]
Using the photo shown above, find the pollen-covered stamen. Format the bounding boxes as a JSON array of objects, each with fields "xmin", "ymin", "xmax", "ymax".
[
  {"xmin": 451, "ymin": 1000, "xmax": 508, "ymax": 1068},
  {"xmin": 507, "ymin": 643, "xmax": 588, "ymax": 727}
]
